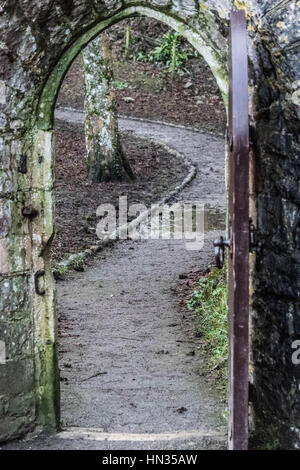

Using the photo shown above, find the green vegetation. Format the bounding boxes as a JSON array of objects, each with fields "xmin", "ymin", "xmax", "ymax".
[
  {"xmin": 70, "ymin": 254, "xmax": 85, "ymax": 272},
  {"xmin": 187, "ymin": 266, "xmax": 228, "ymax": 388},
  {"xmin": 149, "ymin": 32, "xmax": 194, "ymax": 76},
  {"xmin": 130, "ymin": 32, "xmax": 195, "ymax": 77},
  {"xmin": 53, "ymin": 263, "xmax": 68, "ymax": 280},
  {"xmin": 124, "ymin": 25, "xmax": 131, "ymax": 59},
  {"xmin": 53, "ymin": 254, "xmax": 85, "ymax": 280},
  {"xmin": 112, "ymin": 80, "xmax": 128, "ymax": 90}
]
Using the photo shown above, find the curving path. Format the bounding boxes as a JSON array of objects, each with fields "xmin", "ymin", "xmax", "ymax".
[{"xmin": 4, "ymin": 112, "xmax": 227, "ymax": 450}]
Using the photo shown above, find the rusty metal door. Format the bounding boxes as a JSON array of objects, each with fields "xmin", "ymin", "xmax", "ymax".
[
  {"xmin": 228, "ymin": 10, "xmax": 250, "ymax": 450},
  {"xmin": 214, "ymin": 10, "xmax": 250, "ymax": 450}
]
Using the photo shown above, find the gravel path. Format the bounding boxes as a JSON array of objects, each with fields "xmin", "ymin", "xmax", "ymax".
[{"xmin": 3, "ymin": 114, "xmax": 227, "ymax": 450}]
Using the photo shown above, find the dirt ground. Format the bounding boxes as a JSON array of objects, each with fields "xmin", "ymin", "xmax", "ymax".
[
  {"xmin": 53, "ymin": 17, "xmax": 226, "ymax": 263},
  {"xmin": 2, "ymin": 119, "xmax": 227, "ymax": 451},
  {"xmin": 52, "ymin": 121, "xmax": 189, "ymax": 262},
  {"xmin": 4, "ymin": 18, "xmax": 231, "ymax": 451}
]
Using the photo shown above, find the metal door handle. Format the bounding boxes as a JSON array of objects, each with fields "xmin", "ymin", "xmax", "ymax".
[
  {"xmin": 35, "ymin": 270, "xmax": 46, "ymax": 296},
  {"xmin": 214, "ymin": 236, "xmax": 231, "ymax": 269}
]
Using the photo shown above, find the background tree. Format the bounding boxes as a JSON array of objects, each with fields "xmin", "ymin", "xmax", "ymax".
[{"xmin": 82, "ymin": 32, "xmax": 134, "ymax": 182}]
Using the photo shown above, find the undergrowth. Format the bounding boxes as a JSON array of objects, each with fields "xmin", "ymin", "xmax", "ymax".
[
  {"xmin": 131, "ymin": 32, "xmax": 196, "ymax": 77},
  {"xmin": 187, "ymin": 266, "xmax": 228, "ymax": 389}
]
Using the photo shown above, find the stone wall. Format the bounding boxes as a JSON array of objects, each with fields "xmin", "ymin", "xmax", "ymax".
[
  {"xmin": 0, "ymin": 0, "xmax": 299, "ymax": 448},
  {"xmin": 248, "ymin": 1, "xmax": 300, "ymax": 449}
]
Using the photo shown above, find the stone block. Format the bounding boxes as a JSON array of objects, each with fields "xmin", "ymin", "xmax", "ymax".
[
  {"xmin": 0, "ymin": 275, "xmax": 30, "ymax": 317},
  {"xmin": 0, "ymin": 357, "xmax": 34, "ymax": 396},
  {"xmin": 0, "ymin": 415, "xmax": 35, "ymax": 443},
  {"xmin": 0, "ymin": 235, "xmax": 31, "ymax": 274},
  {"xmin": 0, "ymin": 317, "xmax": 33, "ymax": 359}
]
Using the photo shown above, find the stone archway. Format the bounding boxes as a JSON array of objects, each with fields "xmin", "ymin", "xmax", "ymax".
[
  {"xmin": 0, "ymin": 1, "xmax": 299, "ymax": 449},
  {"xmin": 38, "ymin": 4, "xmax": 228, "ymax": 427},
  {"xmin": 0, "ymin": 2, "xmax": 229, "ymax": 442}
]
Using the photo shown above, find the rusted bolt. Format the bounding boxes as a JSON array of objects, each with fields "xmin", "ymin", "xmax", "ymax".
[{"xmin": 22, "ymin": 207, "xmax": 39, "ymax": 219}]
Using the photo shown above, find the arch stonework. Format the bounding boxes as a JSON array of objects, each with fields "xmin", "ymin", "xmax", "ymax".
[{"xmin": 0, "ymin": 1, "xmax": 299, "ymax": 448}]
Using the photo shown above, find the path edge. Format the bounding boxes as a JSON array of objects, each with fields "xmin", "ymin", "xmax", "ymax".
[{"xmin": 53, "ymin": 136, "xmax": 197, "ymax": 279}]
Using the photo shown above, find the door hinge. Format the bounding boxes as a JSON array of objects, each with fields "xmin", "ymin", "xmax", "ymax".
[
  {"xmin": 249, "ymin": 220, "xmax": 262, "ymax": 253},
  {"xmin": 214, "ymin": 222, "xmax": 261, "ymax": 267}
]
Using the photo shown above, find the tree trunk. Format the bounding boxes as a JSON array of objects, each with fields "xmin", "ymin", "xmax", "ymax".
[{"xmin": 82, "ymin": 32, "xmax": 134, "ymax": 182}]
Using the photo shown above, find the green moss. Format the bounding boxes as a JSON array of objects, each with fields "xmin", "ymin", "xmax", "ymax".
[
  {"xmin": 37, "ymin": 342, "xmax": 60, "ymax": 429},
  {"xmin": 34, "ymin": 271, "xmax": 60, "ymax": 430}
]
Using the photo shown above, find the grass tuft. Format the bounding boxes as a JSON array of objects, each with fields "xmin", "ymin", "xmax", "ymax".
[{"xmin": 187, "ymin": 266, "xmax": 228, "ymax": 388}]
